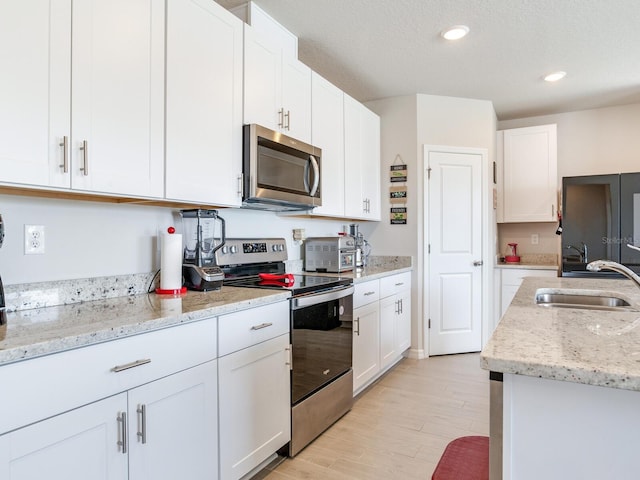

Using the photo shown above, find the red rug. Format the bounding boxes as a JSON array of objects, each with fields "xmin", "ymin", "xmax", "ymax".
[{"xmin": 431, "ymin": 435, "xmax": 489, "ymax": 480}]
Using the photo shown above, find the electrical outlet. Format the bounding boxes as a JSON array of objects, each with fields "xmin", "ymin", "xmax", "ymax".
[
  {"xmin": 25, "ymin": 224, "xmax": 45, "ymax": 254},
  {"xmin": 531, "ymin": 233, "xmax": 539, "ymax": 245},
  {"xmin": 293, "ymin": 228, "xmax": 306, "ymax": 241}
]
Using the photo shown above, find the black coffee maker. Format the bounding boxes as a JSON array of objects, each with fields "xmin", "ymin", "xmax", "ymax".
[{"xmin": 0, "ymin": 213, "xmax": 6, "ymax": 329}]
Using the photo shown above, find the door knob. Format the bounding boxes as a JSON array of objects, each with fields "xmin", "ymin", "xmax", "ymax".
[{"xmin": 473, "ymin": 260, "xmax": 483, "ymax": 266}]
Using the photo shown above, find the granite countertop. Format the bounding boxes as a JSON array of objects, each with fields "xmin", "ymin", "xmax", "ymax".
[
  {"xmin": 309, "ymin": 256, "xmax": 413, "ymax": 283},
  {"xmin": 495, "ymin": 263, "xmax": 559, "ymax": 271},
  {"xmin": 0, "ymin": 287, "xmax": 290, "ymax": 367},
  {"xmin": 495, "ymin": 253, "xmax": 558, "ymax": 270},
  {"xmin": 481, "ymin": 276, "xmax": 640, "ymax": 392}
]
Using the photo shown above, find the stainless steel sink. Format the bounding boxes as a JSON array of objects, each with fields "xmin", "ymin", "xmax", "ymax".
[{"xmin": 535, "ymin": 288, "xmax": 638, "ymax": 312}]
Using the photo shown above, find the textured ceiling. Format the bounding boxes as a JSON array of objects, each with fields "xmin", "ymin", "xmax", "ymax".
[{"xmin": 215, "ymin": 0, "xmax": 640, "ymax": 120}]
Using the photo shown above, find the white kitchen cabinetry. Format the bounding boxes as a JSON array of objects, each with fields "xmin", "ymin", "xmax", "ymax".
[
  {"xmin": 310, "ymin": 71, "xmax": 345, "ymax": 217},
  {"xmin": 497, "ymin": 124, "xmax": 558, "ymax": 223},
  {"xmin": 0, "ymin": 317, "xmax": 218, "ymax": 480},
  {"xmin": 0, "ymin": 0, "xmax": 165, "ymax": 198},
  {"xmin": 218, "ymin": 302, "xmax": 291, "ymax": 480},
  {"xmin": 353, "ymin": 279, "xmax": 381, "ymax": 394},
  {"xmin": 499, "ymin": 267, "xmax": 557, "ymax": 318},
  {"xmin": 165, "ymin": 0, "xmax": 243, "ymax": 206},
  {"xmin": 379, "ymin": 272, "xmax": 412, "ymax": 369},
  {"xmin": 344, "ymin": 94, "xmax": 381, "ymax": 220},
  {"xmin": 243, "ymin": 25, "xmax": 311, "ymax": 143}
]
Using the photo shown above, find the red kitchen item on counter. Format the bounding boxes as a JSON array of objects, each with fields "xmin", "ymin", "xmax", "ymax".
[
  {"xmin": 505, "ymin": 243, "xmax": 521, "ymax": 263},
  {"xmin": 258, "ymin": 273, "xmax": 295, "ymax": 284}
]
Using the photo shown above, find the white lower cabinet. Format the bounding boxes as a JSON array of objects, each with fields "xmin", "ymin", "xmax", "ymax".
[
  {"xmin": 0, "ymin": 393, "xmax": 127, "ymax": 480},
  {"xmin": 499, "ymin": 267, "xmax": 557, "ymax": 318},
  {"xmin": 0, "ymin": 360, "xmax": 217, "ymax": 480},
  {"xmin": 217, "ymin": 302, "xmax": 291, "ymax": 480},
  {"xmin": 353, "ymin": 272, "xmax": 412, "ymax": 395}
]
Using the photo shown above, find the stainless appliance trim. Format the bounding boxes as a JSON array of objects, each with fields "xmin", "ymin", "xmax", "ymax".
[{"xmin": 291, "ymin": 285, "xmax": 354, "ymax": 310}]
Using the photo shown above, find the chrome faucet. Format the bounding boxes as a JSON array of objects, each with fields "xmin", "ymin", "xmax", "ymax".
[
  {"xmin": 566, "ymin": 242, "xmax": 588, "ymax": 263},
  {"xmin": 587, "ymin": 259, "xmax": 640, "ymax": 291}
]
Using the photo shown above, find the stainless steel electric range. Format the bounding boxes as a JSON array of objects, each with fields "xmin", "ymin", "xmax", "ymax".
[{"xmin": 216, "ymin": 238, "xmax": 354, "ymax": 456}]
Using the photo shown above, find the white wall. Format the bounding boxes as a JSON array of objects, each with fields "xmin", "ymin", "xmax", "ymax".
[
  {"xmin": 366, "ymin": 94, "xmax": 497, "ymax": 357},
  {"xmin": 0, "ymin": 194, "xmax": 347, "ymax": 285}
]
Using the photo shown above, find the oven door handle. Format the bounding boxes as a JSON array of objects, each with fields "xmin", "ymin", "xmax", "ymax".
[{"xmin": 291, "ymin": 285, "xmax": 354, "ymax": 310}]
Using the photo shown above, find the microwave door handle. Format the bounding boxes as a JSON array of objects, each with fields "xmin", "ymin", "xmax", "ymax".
[
  {"xmin": 308, "ymin": 155, "xmax": 320, "ymax": 196},
  {"xmin": 303, "ymin": 157, "xmax": 311, "ymax": 193}
]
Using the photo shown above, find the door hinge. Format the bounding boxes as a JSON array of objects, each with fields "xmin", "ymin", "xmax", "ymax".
[
  {"xmin": 427, "ymin": 166, "xmax": 432, "ymax": 180},
  {"xmin": 428, "ymin": 318, "xmax": 431, "ymax": 329},
  {"xmin": 428, "ymin": 244, "xmax": 431, "ymax": 254}
]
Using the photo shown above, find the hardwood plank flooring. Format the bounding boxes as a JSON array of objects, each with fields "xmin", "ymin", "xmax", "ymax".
[{"xmin": 258, "ymin": 353, "xmax": 489, "ymax": 479}]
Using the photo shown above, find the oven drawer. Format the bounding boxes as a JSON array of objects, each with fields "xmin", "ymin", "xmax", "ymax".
[
  {"xmin": 218, "ymin": 301, "xmax": 290, "ymax": 357},
  {"xmin": 353, "ymin": 279, "xmax": 380, "ymax": 309}
]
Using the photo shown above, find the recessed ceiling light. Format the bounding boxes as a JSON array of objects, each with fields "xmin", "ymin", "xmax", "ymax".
[
  {"xmin": 544, "ymin": 71, "xmax": 567, "ymax": 82},
  {"xmin": 441, "ymin": 25, "xmax": 470, "ymax": 40}
]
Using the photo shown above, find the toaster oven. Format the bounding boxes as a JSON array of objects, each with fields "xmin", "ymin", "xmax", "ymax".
[{"xmin": 305, "ymin": 237, "xmax": 356, "ymax": 273}]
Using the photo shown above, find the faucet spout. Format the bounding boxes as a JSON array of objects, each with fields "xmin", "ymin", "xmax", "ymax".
[
  {"xmin": 566, "ymin": 242, "xmax": 588, "ymax": 263},
  {"xmin": 586, "ymin": 260, "xmax": 640, "ymax": 290}
]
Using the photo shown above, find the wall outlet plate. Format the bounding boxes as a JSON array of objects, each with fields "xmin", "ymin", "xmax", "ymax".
[{"xmin": 25, "ymin": 224, "xmax": 45, "ymax": 254}]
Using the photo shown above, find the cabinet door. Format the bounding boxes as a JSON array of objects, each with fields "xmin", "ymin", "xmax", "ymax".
[
  {"xmin": 0, "ymin": 393, "xmax": 127, "ymax": 480},
  {"xmin": 311, "ymin": 72, "xmax": 345, "ymax": 217},
  {"xmin": 218, "ymin": 334, "xmax": 290, "ymax": 480},
  {"xmin": 379, "ymin": 295, "xmax": 397, "ymax": 370},
  {"xmin": 243, "ymin": 25, "xmax": 281, "ymax": 131},
  {"xmin": 165, "ymin": 0, "xmax": 243, "ymax": 206},
  {"xmin": 71, "ymin": 0, "xmax": 164, "ymax": 198},
  {"xmin": 0, "ymin": 0, "xmax": 71, "ymax": 188},
  {"xmin": 502, "ymin": 124, "xmax": 557, "ymax": 222},
  {"xmin": 396, "ymin": 290, "xmax": 411, "ymax": 354},
  {"xmin": 353, "ymin": 302, "xmax": 380, "ymax": 393},
  {"xmin": 128, "ymin": 361, "xmax": 218, "ymax": 480},
  {"xmin": 281, "ymin": 56, "xmax": 311, "ymax": 143},
  {"xmin": 344, "ymin": 94, "xmax": 381, "ymax": 220}
]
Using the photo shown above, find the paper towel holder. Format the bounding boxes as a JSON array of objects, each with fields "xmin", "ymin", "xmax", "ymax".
[{"xmin": 156, "ymin": 226, "xmax": 187, "ymax": 295}]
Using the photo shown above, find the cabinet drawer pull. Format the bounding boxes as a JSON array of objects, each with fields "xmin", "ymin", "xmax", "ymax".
[
  {"xmin": 363, "ymin": 291, "xmax": 376, "ymax": 296},
  {"xmin": 137, "ymin": 404, "xmax": 147, "ymax": 444},
  {"xmin": 117, "ymin": 412, "xmax": 127, "ymax": 454},
  {"xmin": 250, "ymin": 322, "xmax": 273, "ymax": 330},
  {"xmin": 394, "ymin": 282, "xmax": 404, "ymax": 287},
  {"xmin": 111, "ymin": 358, "xmax": 151, "ymax": 373}
]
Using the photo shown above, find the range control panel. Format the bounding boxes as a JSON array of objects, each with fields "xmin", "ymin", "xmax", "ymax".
[{"xmin": 215, "ymin": 238, "xmax": 287, "ymax": 266}]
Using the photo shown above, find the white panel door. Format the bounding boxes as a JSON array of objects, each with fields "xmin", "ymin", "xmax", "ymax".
[
  {"xmin": 165, "ymin": 0, "xmax": 243, "ymax": 206},
  {"xmin": 0, "ymin": 393, "xmax": 127, "ymax": 480},
  {"xmin": 427, "ymin": 148, "xmax": 483, "ymax": 355},
  {"xmin": 128, "ymin": 361, "xmax": 218, "ymax": 480},
  {"xmin": 71, "ymin": 0, "xmax": 164, "ymax": 197},
  {"xmin": 0, "ymin": 0, "xmax": 71, "ymax": 188}
]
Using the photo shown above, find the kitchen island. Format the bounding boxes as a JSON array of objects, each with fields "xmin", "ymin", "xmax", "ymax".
[{"xmin": 481, "ymin": 276, "xmax": 640, "ymax": 479}]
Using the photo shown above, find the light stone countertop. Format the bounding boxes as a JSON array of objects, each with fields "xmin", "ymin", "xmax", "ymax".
[
  {"xmin": 495, "ymin": 263, "xmax": 559, "ymax": 271},
  {"xmin": 0, "ymin": 287, "xmax": 290, "ymax": 367},
  {"xmin": 308, "ymin": 256, "xmax": 413, "ymax": 283},
  {"xmin": 481, "ymin": 276, "xmax": 640, "ymax": 392}
]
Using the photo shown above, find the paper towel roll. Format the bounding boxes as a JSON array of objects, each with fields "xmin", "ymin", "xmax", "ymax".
[{"xmin": 160, "ymin": 232, "xmax": 183, "ymax": 291}]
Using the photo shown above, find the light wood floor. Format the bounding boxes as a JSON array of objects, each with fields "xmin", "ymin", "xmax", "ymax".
[{"xmin": 259, "ymin": 353, "xmax": 489, "ymax": 479}]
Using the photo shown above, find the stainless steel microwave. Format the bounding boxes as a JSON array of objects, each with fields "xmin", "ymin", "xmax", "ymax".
[{"xmin": 242, "ymin": 124, "xmax": 322, "ymax": 211}]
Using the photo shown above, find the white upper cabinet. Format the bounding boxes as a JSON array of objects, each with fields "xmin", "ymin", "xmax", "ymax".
[
  {"xmin": 0, "ymin": 0, "xmax": 71, "ymax": 188},
  {"xmin": 310, "ymin": 72, "xmax": 345, "ymax": 217},
  {"xmin": 243, "ymin": 25, "xmax": 312, "ymax": 143},
  {"xmin": 71, "ymin": 0, "xmax": 165, "ymax": 197},
  {"xmin": 165, "ymin": 0, "xmax": 243, "ymax": 206},
  {"xmin": 0, "ymin": 0, "xmax": 165, "ymax": 198},
  {"xmin": 498, "ymin": 124, "xmax": 558, "ymax": 222},
  {"xmin": 344, "ymin": 94, "xmax": 381, "ymax": 220}
]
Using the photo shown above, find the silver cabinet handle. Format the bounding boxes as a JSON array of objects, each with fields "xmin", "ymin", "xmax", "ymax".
[
  {"xmin": 111, "ymin": 358, "xmax": 151, "ymax": 373},
  {"xmin": 237, "ymin": 174, "xmax": 243, "ymax": 197},
  {"xmin": 59, "ymin": 136, "xmax": 69, "ymax": 173},
  {"xmin": 399, "ymin": 298, "xmax": 403, "ymax": 314},
  {"xmin": 117, "ymin": 412, "xmax": 128, "ymax": 454},
  {"xmin": 354, "ymin": 317, "xmax": 360, "ymax": 336},
  {"xmin": 278, "ymin": 108, "xmax": 285, "ymax": 129},
  {"xmin": 394, "ymin": 300, "xmax": 399, "ymax": 314},
  {"xmin": 137, "ymin": 404, "xmax": 147, "ymax": 444},
  {"xmin": 250, "ymin": 322, "xmax": 273, "ymax": 330},
  {"xmin": 79, "ymin": 140, "xmax": 89, "ymax": 176},
  {"xmin": 284, "ymin": 110, "xmax": 290, "ymax": 130},
  {"xmin": 552, "ymin": 204, "xmax": 555, "ymax": 218},
  {"xmin": 285, "ymin": 345, "xmax": 293, "ymax": 370},
  {"xmin": 394, "ymin": 282, "xmax": 404, "ymax": 287},
  {"xmin": 473, "ymin": 260, "xmax": 484, "ymax": 266}
]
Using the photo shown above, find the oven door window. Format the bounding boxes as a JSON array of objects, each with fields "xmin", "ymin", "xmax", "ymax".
[{"xmin": 291, "ymin": 297, "xmax": 352, "ymax": 405}]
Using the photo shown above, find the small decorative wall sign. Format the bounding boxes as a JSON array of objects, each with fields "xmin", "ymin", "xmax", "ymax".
[
  {"xmin": 390, "ymin": 164, "xmax": 407, "ymax": 182},
  {"xmin": 389, "ymin": 186, "xmax": 407, "ymax": 204},
  {"xmin": 390, "ymin": 207, "xmax": 407, "ymax": 224}
]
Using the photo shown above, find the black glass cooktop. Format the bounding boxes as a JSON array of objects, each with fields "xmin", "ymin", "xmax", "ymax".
[{"xmin": 224, "ymin": 274, "xmax": 352, "ymax": 296}]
